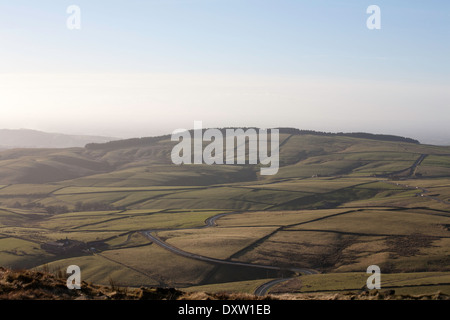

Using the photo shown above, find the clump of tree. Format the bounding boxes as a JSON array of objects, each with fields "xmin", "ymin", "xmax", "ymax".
[
  {"xmin": 12, "ymin": 200, "xmax": 122, "ymax": 214},
  {"xmin": 13, "ymin": 201, "xmax": 44, "ymax": 209},
  {"xmin": 45, "ymin": 205, "xmax": 70, "ymax": 214},
  {"xmin": 12, "ymin": 201, "xmax": 70, "ymax": 214}
]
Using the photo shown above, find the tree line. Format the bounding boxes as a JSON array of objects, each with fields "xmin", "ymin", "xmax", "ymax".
[{"xmin": 12, "ymin": 201, "xmax": 123, "ymax": 214}]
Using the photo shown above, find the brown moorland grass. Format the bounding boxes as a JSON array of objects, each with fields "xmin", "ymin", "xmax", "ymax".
[{"xmin": 1, "ymin": 267, "xmax": 448, "ymax": 300}]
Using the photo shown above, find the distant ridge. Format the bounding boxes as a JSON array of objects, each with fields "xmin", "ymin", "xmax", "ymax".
[
  {"xmin": 86, "ymin": 127, "xmax": 420, "ymax": 150},
  {"xmin": 0, "ymin": 129, "xmax": 119, "ymax": 149},
  {"xmin": 275, "ymin": 128, "xmax": 420, "ymax": 144}
]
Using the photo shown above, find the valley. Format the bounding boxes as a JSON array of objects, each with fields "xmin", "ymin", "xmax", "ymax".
[{"xmin": 0, "ymin": 130, "xmax": 449, "ymax": 297}]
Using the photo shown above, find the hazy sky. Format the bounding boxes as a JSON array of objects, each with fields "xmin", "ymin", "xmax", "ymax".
[{"xmin": 0, "ymin": 0, "xmax": 449, "ymax": 143}]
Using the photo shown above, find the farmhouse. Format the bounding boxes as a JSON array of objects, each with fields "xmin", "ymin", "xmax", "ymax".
[{"xmin": 41, "ymin": 238, "xmax": 87, "ymax": 255}]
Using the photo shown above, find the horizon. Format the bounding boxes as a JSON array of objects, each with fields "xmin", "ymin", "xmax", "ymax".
[
  {"xmin": 0, "ymin": 126, "xmax": 445, "ymax": 147},
  {"xmin": 1, "ymin": 1, "xmax": 449, "ymax": 144}
]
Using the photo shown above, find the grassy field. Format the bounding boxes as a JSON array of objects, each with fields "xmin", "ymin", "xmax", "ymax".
[
  {"xmin": 159, "ymin": 226, "xmax": 279, "ymax": 260},
  {"xmin": 183, "ymin": 278, "xmax": 274, "ymax": 294},
  {"xmin": 0, "ymin": 237, "xmax": 52, "ymax": 269},
  {"xmin": 270, "ymin": 272, "xmax": 450, "ymax": 296},
  {"xmin": 0, "ymin": 133, "xmax": 449, "ymax": 297}
]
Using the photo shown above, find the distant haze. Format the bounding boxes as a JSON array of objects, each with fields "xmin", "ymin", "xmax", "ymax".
[
  {"xmin": 0, "ymin": 73, "xmax": 448, "ymax": 146},
  {"xmin": 0, "ymin": 129, "xmax": 118, "ymax": 149},
  {"xmin": 0, "ymin": 1, "xmax": 449, "ymax": 145}
]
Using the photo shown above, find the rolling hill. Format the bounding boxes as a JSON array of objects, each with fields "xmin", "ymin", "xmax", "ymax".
[
  {"xmin": 0, "ymin": 128, "xmax": 449, "ymax": 298},
  {"xmin": 0, "ymin": 128, "xmax": 444, "ymax": 186}
]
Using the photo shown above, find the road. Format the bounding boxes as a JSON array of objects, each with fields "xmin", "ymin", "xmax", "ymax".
[
  {"xmin": 254, "ymin": 278, "xmax": 294, "ymax": 296},
  {"xmin": 142, "ymin": 230, "xmax": 316, "ymax": 274},
  {"xmin": 379, "ymin": 153, "xmax": 449, "ymax": 206},
  {"xmin": 204, "ymin": 211, "xmax": 238, "ymax": 227},
  {"xmin": 141, "ymin": 211, "xmax": 317, "ymax": 296},
  {"xmin": 141, "ymin": 154, "xmax": 446, "ymax": 295}
]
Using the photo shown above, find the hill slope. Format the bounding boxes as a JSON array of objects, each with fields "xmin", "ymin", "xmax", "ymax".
[
  {"xmin": 0, "ymin": 128, "xmax": 449, "ymax": 296},
  {"xmin": 1, "ymin": 267, "xmax": 447, "ymax": 300},
  {"xmin": 0, "ymin": 128, "xmax": 446, "ymax": 185}
]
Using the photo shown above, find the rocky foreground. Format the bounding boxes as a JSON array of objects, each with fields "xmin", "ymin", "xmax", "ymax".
[{"xmin": 0, "ymin": 267, "xmax": 448, "ymax": 300}]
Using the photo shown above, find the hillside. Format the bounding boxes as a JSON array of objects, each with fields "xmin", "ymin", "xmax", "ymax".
[
  {"xmin": 0, "ymin": 128, "xmax": 449, "ymax": 299},
  {"xmin": 0, "ymin": 128, "xmax": 445, "ymax": 185}
]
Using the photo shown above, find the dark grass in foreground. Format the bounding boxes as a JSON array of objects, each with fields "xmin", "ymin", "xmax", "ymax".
[{"xmin": 0, "ymin": 267, "xmax": 448, "ymax": 300}]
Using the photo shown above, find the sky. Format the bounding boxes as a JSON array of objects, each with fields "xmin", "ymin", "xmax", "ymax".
[{"xmin": 0, "ymin": 0, "xmax": 449, "ymax": 144}]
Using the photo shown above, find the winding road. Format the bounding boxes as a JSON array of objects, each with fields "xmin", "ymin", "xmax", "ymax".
[
  {"xmin": 143, "ymin": 230, "xmax": 314, "ymax": 274},
  {"xmin": 254, "ymin": 278, "xmax": 294, "ymax": 296},
  {"xmin": 141, "ymin": 211, "xmax": 317, "ymax": 295},
  {"xmin": 139, "ymin": 154, "xmax": 443, "ymax": 295}
]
